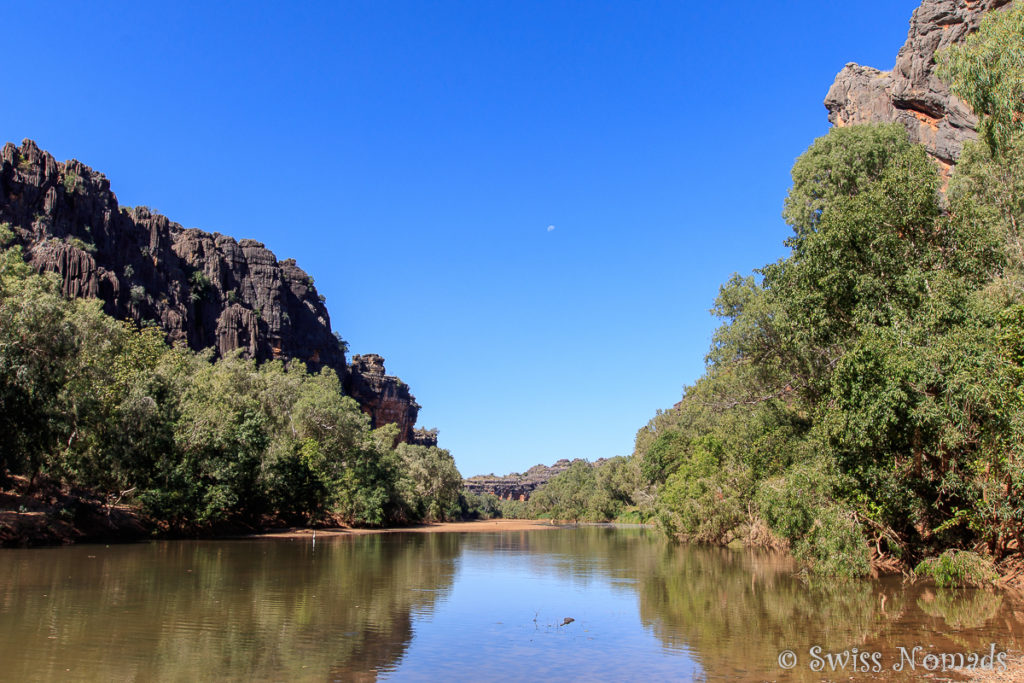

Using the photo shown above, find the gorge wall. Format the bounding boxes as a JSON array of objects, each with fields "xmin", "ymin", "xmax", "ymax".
[
  {"xmin": 0, "ymin": 139, "xmax": 433, "ymax": 446},
  {"xmin": 824, "ymin": 0, "xmax": 1012, "ymax": 171},
  {"xmin": 464, "ymin": 460, "xmax": 584, "ymax": 501}
]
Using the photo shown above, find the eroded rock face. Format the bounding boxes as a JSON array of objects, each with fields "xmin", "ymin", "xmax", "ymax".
[
  {"xmin": 464, "ymin": 459, "xmax": 581, "ymax": 501},
  {"xmin": 0, "ymin": 139, "xmax": 427, "ymax": 444},
  {"xmin": 825, "ymin": 0, "xmax": 1012, "ymax": 169},
  {"xmin": 344, "ymin": 354, "xmax": 423, "ymax": 444}
]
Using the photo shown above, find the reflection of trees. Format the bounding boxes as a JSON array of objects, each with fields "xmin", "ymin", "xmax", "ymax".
[
  {"xmin": 0, "ymin": 534, "xmax": 460, "ymax": 681},
  {"xmin": 471, "ymin": 527, "xmax": 1024, "ymax": 680},
  {"xmin": 917, "ymin": 589, "xmax": 1004, "ymax": 630},
  {"xmin": 632, "ymin": 542, "xmax": 897, "ymax": 678},
  {"xmin": 2, "ymin": 528, "xmax": 1023, "ymax": 681},
  {"xmin": 628, "ymin": 541, "xmax": 1024, "ymax": 679}
]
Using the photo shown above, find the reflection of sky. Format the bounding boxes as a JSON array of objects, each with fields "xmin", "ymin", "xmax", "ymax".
[
  {"xmin": 5, "ymin": 529, "xmax": 1020, "ymax": 681},
  {"xmin": 388, "ymin": 538, "xmax": 702, "ymax": 681}
]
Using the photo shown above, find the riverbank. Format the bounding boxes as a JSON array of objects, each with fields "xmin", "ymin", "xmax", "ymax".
[
  {"xmin": 0, "ymin": 475, "xmax": 561, "ymax": 547},
  {"xmin": 248, "ymin": 518, "xmax": 558, "ymax": 539},
  {"xmin": 0, "ymin": 475, "xmax": 149, "ymax": 547}
]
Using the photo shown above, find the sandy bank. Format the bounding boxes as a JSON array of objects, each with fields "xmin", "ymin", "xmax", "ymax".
[{"xmin": 249, "ymin": 518, "xmax": 558, "ymax": 539}]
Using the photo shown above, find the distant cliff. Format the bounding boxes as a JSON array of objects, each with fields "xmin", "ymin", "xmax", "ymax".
[
  {"xmin": 0, "ymin": 139, "xmax": 433, "ymax": 445},
  {"xmin": 825, "ymin": 0, "xmax": 1012, "ymax": 171},
  {"xmin": 465, "ymin": 459, "xmax": 593, "ymax": 501}
]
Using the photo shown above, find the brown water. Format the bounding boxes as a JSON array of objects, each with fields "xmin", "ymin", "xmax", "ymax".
[{"xmin": 0, "ymin": 526, "xmax": 1020, "ymax": 681}]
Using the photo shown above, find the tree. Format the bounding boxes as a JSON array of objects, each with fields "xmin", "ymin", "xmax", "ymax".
[
  {"xmin": 0, "ymin": 239, "xmax": 77, "ymax": 482},
  {"xmin": 395, "ymin": 443, "xmax": 463, "ymax": 522},
  {"xmin": 529, "ymin": 461, "xmax": 597, "ymax": 523},
  {"xmin": 937, "ymin": 4, "xmax": 1024, "ymax": 155}
]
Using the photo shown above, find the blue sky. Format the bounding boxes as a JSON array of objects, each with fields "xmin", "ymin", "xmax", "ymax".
[{"xmin": 4, "ymin": 1, "xmax": 920, "ymax": 477}]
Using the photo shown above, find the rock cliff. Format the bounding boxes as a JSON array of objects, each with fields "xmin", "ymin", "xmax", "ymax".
[
  {"xmin": 464, "ymin": 459, "xmax": 582, "ymax": 501},
  {"xmin": 0, "ymin": 139, "xmax": 428, "ymax": 443},
  {"xmin": 824, "ymin": 0, "xmax": 1012, "ymax": 171},
  {"xmin": 344, "ymin": 354, "xmax": 437, "ymax": 446}
]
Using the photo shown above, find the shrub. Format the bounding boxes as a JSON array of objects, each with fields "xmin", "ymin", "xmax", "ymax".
[
  {"xmin": 68, "ymin": 237, "xmax": 96, "ymax": 254},
  {"xmin": 63, "ymin": 171, "xmax": 80, "ymax": 195},
  {"xmin": 916, "ymin": 550, "xmax": 998, "ymax": 588},
  {"xmin": 756, "ymin": 465, "xmax": 870, "ymax": 578},
  {"xmin": 188, "ymin": 271, "xmax": 211, "ymax": 303}
]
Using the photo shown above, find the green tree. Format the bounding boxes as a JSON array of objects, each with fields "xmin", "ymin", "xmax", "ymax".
[
  {"xmin": 395, "ymin": 443, "xmax": 463, "ymax": 522},
  {"xmin": 937, "ymin": 4, "xmax": 1024, "ymax": 154},
  {"xmin": 0, "ymin": 242, "xmax": 77, "ymax": 482}
]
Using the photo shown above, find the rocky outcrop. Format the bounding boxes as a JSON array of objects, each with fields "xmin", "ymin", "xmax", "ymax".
[
  {"xmin": 464, "ymin": 459, "xmax": 581, "ymax": 501},
  {"xmin": 0, "ymin": 139, "xmax": 427, "ymax": 443},
  {"xmin": 825, "ymin": 0, "xmax": 1012, "ymax": 170},
  {"xmin": 411, "ymin": 428, "xmax": 440, "ymax": 447},
  {"xmin": 344, "ymin": 354, "xmax": 425, "ymax": 444}
]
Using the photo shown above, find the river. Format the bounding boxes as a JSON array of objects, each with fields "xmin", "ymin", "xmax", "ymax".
[{"xmin": 0, "ymin": 526, "xmax": 1020, "ymax": 681}]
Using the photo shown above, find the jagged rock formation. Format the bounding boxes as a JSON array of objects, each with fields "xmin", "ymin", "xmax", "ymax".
[
  {"xmin": 824, "ymin": 0, "xmax": 1012, "ymax": 171},
  {"xmin": 464, "ymin": 459, "xmax": 579, "ymax": 501},
  {"xmin": 344, "ymin": 354, "xmax": 436, "ymax": 445},
  {"xmin": 411, "ymin": 428, "xmax": 440, "ymax": 447},
  {"xmin": 0, "ymin": 139, "xmax": 428, "ymax": 443}
]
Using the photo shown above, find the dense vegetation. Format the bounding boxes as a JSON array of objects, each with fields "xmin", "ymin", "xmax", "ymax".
[
  {"xmin": 0, "ymin": 223, "xmax": 464, "ymax": 531},
  {"xmin": 492, "ymin": 458, "xmax": 649, "ymax": 523},
  {"xmin": 528, "ymin": 7, "xmax": 1024, "ymax": 579}
]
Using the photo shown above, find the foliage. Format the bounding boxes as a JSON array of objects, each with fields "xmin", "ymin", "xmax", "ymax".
[
  {"xmin": 394, "ymin": 442, "xmax": 463, "ymax": 522},
  {"xmin": 63, "ymin": 171, "xmax": 80, "ymax": 195},
  {"xmin": 459, "ymin": 490, "xmax": 501, "ymax": 519},
  {"xmin": 623, "ymin": 112, "xmax": 1024, "ymax": 576},
  {"xmin": 527, "ymin": 461, "xmax": 599, "ymax": 522},
  {"xmin": 333, "ymin": 331, "xmax": 349, "ymax": 353},
  {"xmin": 68, "ymin": 236, "xmax": 96, "ymax": 253},
  {"xmin": 937, "ymin": 4, "xmax": 1024, "ymax": 155},
  {"xmin": 0, "ymin": 242, "xmax": 463, "ymax": 530},
  {"xmin": 915, "ymin": 550, "xmax": 998, "ymax": 588},
  {"xmin": 527, "ymin": 456, "xmax": 651, "ymax": 523},
  {"xmin": 188, "ymin": 270, "xmax": 212, "ymax": 303},
  {"xmin": 657, "ymin": 436, "xmax": 749, "ymax": 543}
]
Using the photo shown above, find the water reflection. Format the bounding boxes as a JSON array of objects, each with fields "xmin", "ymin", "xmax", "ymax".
[
  {"xmin": 0, "ymin": 534, "xmax": 460, "ymax": 682},
  {"xmin": 0, "ymin": 528, "xmax": 1022, "ymax": 681}
]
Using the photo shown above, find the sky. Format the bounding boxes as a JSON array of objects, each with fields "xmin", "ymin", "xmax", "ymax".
[{"xmin": 3, "ymin": 0, "xmax": 921, "ymax": 477}]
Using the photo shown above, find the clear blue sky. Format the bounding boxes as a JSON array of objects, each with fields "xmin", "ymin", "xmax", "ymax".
[{"xmin": 4, "ymin": 1, "xmax": 920, "ymax": 477}]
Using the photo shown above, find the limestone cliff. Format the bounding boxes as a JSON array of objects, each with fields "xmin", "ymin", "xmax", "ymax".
[
  {"xmin": 0, "ymin": 139, "xmax": 429, "ymax": 444},
  {"xmin": 824, "ymin": 0, "xmax": 1012, "ymax": 171}
]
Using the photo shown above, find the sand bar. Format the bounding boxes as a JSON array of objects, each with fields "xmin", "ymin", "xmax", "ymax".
[{"xmin": 248, "ymin": 518, "xmax": 558, "ymax": 539}]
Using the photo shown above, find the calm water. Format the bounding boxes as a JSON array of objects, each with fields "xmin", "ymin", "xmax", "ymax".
[{"xmin": 0, "ymin": 526, "xmax": 1021, "ymax": 681}]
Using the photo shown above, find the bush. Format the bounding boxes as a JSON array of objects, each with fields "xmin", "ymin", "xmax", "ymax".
[
  {"xmin": 792, "ymin": 507, "xmax": 871, "ymax": 578},
  {"xmin": 916, "ymin": 550, "xmax": 998, "ymax": 588},
  {"xmin": 68, "ymin": 237, "xmax": 96, "ymax": 254},
  {"xmin": 188, "ymin": 271, "xmax": 212, "ymax": 303},
  {"xmin": 756, "ymin": 465, "xmax": 870, "ymax": 578},
  {"xmin": 63, "ymin": 171, "xmax": 80, "ymax": 195},
  {"xmin": 459, "ymin": 490, "xmax": 501, "ymax": 519}
]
